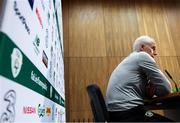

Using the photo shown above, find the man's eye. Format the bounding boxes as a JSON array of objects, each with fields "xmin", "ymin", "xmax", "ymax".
[{"xmin": 151, "ymin": 47, "xmax": 156, "ymax": 50}]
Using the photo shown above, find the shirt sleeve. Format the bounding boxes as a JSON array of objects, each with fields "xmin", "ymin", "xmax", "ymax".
[{"xmin": 138, "ymin": 52, "xmax": 172, "ymax": 96}]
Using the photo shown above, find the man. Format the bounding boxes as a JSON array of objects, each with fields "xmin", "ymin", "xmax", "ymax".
[{"xmin": 106, "ymin": 35, "xmax": 172, "ymax": 122}]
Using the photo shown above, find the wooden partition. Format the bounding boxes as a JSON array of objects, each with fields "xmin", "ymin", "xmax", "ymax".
[{"xmin": 62, "ymin": 0, "xmax": 180, "ymax": 121}]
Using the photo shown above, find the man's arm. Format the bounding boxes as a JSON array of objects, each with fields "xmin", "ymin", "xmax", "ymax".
[{"xmin": 138, "ymin": 52, "xmax": 172, "ymax": 96}]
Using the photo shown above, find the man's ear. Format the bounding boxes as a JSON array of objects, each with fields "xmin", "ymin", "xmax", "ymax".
[{"xmin": 140, "ymin": 44, "xmax": 145, "ymax": 51}]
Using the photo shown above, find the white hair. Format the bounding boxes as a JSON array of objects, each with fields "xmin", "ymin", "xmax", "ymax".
[{"xmin": 133, "ymin": 35, "xmax": 155, "ymax": 52}]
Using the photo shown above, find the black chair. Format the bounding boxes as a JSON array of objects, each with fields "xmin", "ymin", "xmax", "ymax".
[{"xmin": 86, "ymin": 84, "xmax": 110, "ymax": 122}]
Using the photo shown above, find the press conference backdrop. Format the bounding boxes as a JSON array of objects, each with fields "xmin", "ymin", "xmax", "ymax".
[{"xmin": 0, "ymin": 0, "xmax": 65, "ymax": 122}]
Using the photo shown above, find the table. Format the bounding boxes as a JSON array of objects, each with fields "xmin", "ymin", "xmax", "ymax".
[{"xmin": 144, "ymin": 92, "xmax": 180, "ymax": 121}]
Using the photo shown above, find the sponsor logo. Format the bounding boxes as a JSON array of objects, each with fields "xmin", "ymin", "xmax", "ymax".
[
  {"xmin": 45, "ymin": 107, "xmax": 52, "ymax": 116},
  {"xmin": 51, "ymin": 26, "xmax": 54, "ymax": 42},
  {"xmin": 61, "ymin": 99, "xmax": 65, "ymax": 106},
  {"xmin": 33, "ymin": 35, "xmax": 40, "ymax": 55},
  {"xmin": 36, "ymin": 8, "xmax": 43, "ymax": 28},
  {"xmin": 59, "ymin": 110, "xmax": 65, "ymax": 122},
  {"xmin": 54, "ymin": 93, "xmax": 59, "ymax": 101},
  {"xmin": 58, "ymin": 111, "xmax": 61, "ymax": 122},
  {"xmin": 11, "ymin": 48, "xmax": 23, "ymax": 78},
  {"xmin": 42, "ymin": 50, "xmax": 48, "ymax": 68},
  {"xmin": 23, "ymin": 106, "xmax": 36, "ymax": 114},
  {"xmin": 38, "ymin": 104, "xmax": 45, "ymax": 118},
  {"xmin": 54, "ymin": 107, "xmax": 58, "ymax": 119},
  {"xmin": 53, "ymin": 71, "xmax": 56, "ymax": 84},
  {"xmin": 0, "ymin": 90, "xmax": 16, "ymax": 123},
  {"xmin": 53, "ymin": 13, "xmax": 55, "ymax": 22},
  {"xmin": 49, "ymin": 60, "xmax": 53, "ymax": 79},
  {"xmin": 50, "ymin": 86, "xmax": 53, "ymax": 98},
  {"xmin": 40, "ymin": 0, "xmax": 45, "ymax": 11},
  {"xmin": 49, "ymin": 46, "xmax": 53, "ymax": 79},
  {"xmin": 51, "ymin": 104, "xmax": 55, "ymax": 120},
  {"xmin": 45, "ymin": 28, "xmax": 49, "ymax": 48},
  {"xmin": 28, "ymin": 0, "xmax": 34, "ymax": 10},
  {"xmin": 31, "ymin": 71, "xmax": 48, "ymax": 91},
  {"xmin": 14, "ymin": 1, "xmax": 30, "ymax": 35},
  {"xmin": 49, "ymin": 0, "xmax": 52, "ymax": 9},
  {"xmin": 47, "ymin": 11, "xmax": 50, "ymax": 25}
]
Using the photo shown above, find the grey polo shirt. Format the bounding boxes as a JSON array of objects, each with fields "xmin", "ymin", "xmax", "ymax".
[{"xmin": 106, "ymin": 51, "xmax": 172, "ymax": 111}]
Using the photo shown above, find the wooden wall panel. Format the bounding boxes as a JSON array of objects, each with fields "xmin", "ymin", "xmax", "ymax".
[
  {"xmin": 62, "ymin": 0, "xmax": 70, "ymax": 120},
  {"xmin": 156, "ymin": 57, "xmax": 180, "ymax": 90},
  {"xmin": 135, "ymin": 0, "xmax": 176, "ymax": 56},
  {"xmin": 164, "ymin": 1, "xmax": 180, "ymax": 56},
  {"xmin": 103, "ymin": 0, "xmax": 139, "ymax": 56},
  {"xmin": 62, "ymin": 0, "xmax": 180, "ymax": 121},
  {"xmin": 68, "ymin": 0, "xmax": 106, "ymax": 57},
  {"xmin": 64, "ymin": 57, "xmax": 70, "ymax": 120},
  {"xmin": 68, "ymin": 57, "xmax": 108, "ymax": 121}
]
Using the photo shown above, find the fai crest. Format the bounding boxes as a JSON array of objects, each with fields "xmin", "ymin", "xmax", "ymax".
[{"xmin": 11, "ymin": 48, "xmax": 23, "ymax": 78}]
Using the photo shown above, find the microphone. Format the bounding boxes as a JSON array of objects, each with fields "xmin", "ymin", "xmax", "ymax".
[{"xmin": 164, "ymin": 69, "xmax": 178, "ymax": 92}]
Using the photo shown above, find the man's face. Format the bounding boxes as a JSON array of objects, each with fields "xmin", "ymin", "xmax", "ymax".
[{"xmin": 140, "ymin": 42, "xmax": 157, "ymax": 58}]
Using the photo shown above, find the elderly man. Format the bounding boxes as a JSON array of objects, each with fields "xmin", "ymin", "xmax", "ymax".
[{"xmin": 106, "ymin": 35, "xmax": 172, "ymax": 122}]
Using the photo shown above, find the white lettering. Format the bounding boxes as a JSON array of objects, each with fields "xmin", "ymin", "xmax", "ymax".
[{"xmin": 31, "ymin": 71, "xmax": 47, "ymax": 91}]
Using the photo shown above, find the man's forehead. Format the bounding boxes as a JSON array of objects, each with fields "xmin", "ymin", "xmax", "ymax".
[{"xmin": 149, "ymin": 42, "xmax": 156, "ymax": 46}]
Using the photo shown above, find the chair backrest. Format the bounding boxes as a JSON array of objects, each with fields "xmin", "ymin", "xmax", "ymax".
[{"xmin": 86, "ymin": 84, "xmax": 109, "ymax": 122}]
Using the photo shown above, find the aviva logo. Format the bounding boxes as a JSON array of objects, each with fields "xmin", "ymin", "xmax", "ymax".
[
  {"xmin": 11, "ymin": 48, "xmax": 23, "ymax": 78},
  {"xmin": 28, "ymin": 0, "xmax": 34, "ymax": 10}
]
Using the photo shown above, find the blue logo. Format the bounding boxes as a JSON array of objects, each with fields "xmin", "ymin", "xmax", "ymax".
[
  {"xmin": 38, "ymin": 104, "xmax": 45, "ymax": 118},
  {"xmin": 14, "ymin": 1, "xmax": 31, "ymax": 35},
  {"xmin": 28, "ymin": 0, "xmax": 34, "ymax": 10}
]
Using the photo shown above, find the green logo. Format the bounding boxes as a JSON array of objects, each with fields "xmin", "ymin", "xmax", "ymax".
[
  {"xmin": 33, "ymin": 35, "xmax": 40, "ymax": 55},
  {"xmin": 11, "ymin": 48, "xmax": 23, "ymax": 78}
]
